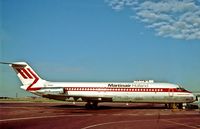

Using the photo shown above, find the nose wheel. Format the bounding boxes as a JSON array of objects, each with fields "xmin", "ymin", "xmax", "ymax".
[{"xmin": 85, "ymin": 101, "xmax": 98, "ymax": 109}]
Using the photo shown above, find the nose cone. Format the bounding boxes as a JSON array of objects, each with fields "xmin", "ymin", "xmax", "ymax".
[{"xmin": 192, "ymin": 93, "xmax": 198, "ymax": 102}]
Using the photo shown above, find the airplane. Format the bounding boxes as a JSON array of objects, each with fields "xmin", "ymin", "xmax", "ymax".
[{"xmin": 0, "ymin": 62, "xmax": 197, "ymax": 109}]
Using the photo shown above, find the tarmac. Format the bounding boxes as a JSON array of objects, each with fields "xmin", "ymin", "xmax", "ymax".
[{"xmin": 0, "ymin": 102, "xmax": 200, "ymax": 129}]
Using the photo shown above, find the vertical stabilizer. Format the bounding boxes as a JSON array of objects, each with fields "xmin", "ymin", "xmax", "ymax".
[{"xmin": 9, "ymin": 62, "xmax": 44, "ymax": 91}]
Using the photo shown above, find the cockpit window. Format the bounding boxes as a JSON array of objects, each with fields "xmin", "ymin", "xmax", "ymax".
[{"xmin": 177, "ymin": 86, "xmax": 186, "ymax": 91}]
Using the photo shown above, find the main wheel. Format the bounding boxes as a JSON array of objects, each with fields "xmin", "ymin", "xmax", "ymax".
[
  {"xmin": 85, "ymin": 102, "xmax": 92, "ymax": 109},
  {"xmin": 85, "ymin": 101, "xmax": 98, "ymax": 109},
  {"xmin": 92, "ymin": 102, "xmax": 98, "ymax": 109}
]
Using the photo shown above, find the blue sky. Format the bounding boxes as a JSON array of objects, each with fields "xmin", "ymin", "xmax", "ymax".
[{"xmin": 0, "ymin": 0, "xmax": 200, "ymax": 97}]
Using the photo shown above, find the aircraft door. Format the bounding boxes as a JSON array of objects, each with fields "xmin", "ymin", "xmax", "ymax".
[
  {"xmin": 63, "ymin": 88, "xmax": 68, "ymax": 95},
  {"xmin": 168, "ymin": 88, "xmax": 174, "ymax": 97}
]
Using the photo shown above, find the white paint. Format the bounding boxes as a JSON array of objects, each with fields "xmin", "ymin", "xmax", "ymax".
[
  {"xmin": 0, "ymin": 114, "xmax": 92, "ymax": 122},
  {"xmin": 82, "ymin": 117, "xmax": 200, "ymax": 129},
  {"xmin": 81, "ymin": 120, "xmax": 155, "ymax": 129}
]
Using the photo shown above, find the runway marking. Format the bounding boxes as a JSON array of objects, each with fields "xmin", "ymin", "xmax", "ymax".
[
  {"xmin": 0, "ymin": 114, "xmax": 92, "ymax": 122},
  {"xmin": 0, "ymin": 107, "xmax": 33, "ymax": 108},
  {"xmin": 1, "ymin": 112, "xmax": 199, "ymax": 123},
  {"xmin": 127, "ymin": 114, "xmax": 139, "ymax": 116},
  {"xmin": 98, "ymin": 114, "xmax": 107, "ymax": 116},
  {"xmin": 81, "ymin": 119, "xmax": 155, "ymax": 129},
  {"xmin": 161, "ymin": 119, "xmax": 200, "ymax": 129},
  {"xmin": 82, "ymin": 117, "xmax": 200, "ymax": 129},
  {"xmin": 112, "ymin": 114, "xmax": 122, "ymax": 116}
]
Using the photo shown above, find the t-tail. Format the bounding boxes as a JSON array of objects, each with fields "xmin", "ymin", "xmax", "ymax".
[{"xmin": 9, "ymin": 62, "xmax": 45, "ymax": 91}]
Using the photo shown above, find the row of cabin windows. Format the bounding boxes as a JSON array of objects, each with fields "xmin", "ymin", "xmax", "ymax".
[{"xmin": 64, "ymin": 88, "xmax": 164, "ymax": 92}]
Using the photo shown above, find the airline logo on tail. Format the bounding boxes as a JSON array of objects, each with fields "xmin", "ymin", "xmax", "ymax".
[
  {"xmin": 8, "ymin": 62, "xmax": 43, "ymax": 91},
  {"xmin": 16, "ymin": 67, "xmax": 40, "ymax": 91}
]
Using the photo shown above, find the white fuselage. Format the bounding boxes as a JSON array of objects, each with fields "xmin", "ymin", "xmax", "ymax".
[{"xmin": 33, "ymin": 81, "xmax": 196, "ymax": 103}]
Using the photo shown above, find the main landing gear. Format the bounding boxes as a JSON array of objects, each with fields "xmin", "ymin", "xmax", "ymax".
[
  {"xmin": 85, "ymin": 101, "xmax": 98, "ymax": 109},
  {"xmin": 165, "ymin": 103, "xmax": 183, "ymax": 109}
]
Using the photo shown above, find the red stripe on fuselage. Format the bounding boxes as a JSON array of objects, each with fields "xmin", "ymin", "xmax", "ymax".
[
  {"xmin": 16, "ymin": 68, "xmax": 28, "ymax": 79},
  {"xmin": 63, "ymin": 87, "xmax": 191, "ymax": 93}
]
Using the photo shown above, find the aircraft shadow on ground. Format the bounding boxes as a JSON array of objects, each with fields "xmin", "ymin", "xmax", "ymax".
[{"xmin": 52, "ymin": 104, "xmax": 166, "ymax": 110}]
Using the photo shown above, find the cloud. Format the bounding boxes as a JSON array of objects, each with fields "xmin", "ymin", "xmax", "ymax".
[
  {"xmin": 105, "ymin": 0, "xmax": 138, "ymax": 11},
  {"xmin": 105, "ymin": 0, "xmax": 200, "ymax": 40}
]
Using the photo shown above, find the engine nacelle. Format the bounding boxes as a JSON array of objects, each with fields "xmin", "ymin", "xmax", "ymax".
[{"xmin": 37, "ymin": 88, "xmax": 64, "ymax": 95}]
